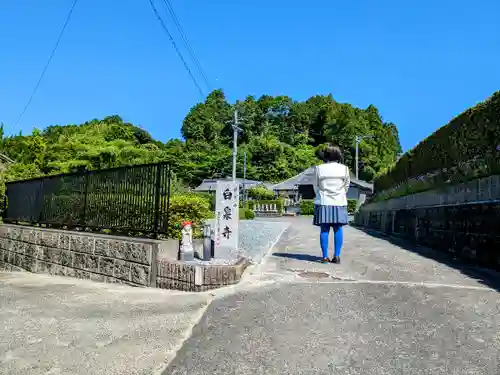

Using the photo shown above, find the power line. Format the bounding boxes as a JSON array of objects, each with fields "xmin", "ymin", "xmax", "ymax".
[
  {"xmin": 161, "ymin": 0, "xmax": 211, "ymax": 90},
  {"xmin": 147, "ymin": 0, "xmax": 204, "ymax": 98},
  {"xmin": 14, "ymin": 0, "xmax": 79, "ymax": 127}
]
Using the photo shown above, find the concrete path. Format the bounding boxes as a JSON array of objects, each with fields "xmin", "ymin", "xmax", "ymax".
[{"xmin": 166, "ymin": 218, "xmax": 500, "ymax": 375}]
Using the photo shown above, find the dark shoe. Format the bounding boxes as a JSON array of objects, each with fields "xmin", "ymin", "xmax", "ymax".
[
  {"xmin": 331, "ymin": 256, "xmax": 340, "ymax": 264},
  {"xmin": 322, "ymin": 258, "xmax": 330, "ymax": 264}
]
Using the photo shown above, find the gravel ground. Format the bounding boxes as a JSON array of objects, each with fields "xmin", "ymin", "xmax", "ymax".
[{"xmin": 192, "ymin": 219, "xmax": 290, "ymax": 265}]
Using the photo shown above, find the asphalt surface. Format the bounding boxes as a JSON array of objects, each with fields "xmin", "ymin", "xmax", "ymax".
[
  {"xmin": 0, "ymin": 272, "xmax": 211, "ymax": 375},
  {"xmin": 166, "ymin": 218, "xmax": 500, "ymax": 375},
  {"xmin": 1, "ymin": 218, "xmax": 499, "ymax": 374}
]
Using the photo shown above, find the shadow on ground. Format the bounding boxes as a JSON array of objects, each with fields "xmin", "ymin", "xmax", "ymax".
[
  {"xmin": 358, "ymin": 227, "xmax": 500, "ymax": 293},
  {"xmin": 272, "ymin": 252, "xmax": 324, "ymax": 263}
]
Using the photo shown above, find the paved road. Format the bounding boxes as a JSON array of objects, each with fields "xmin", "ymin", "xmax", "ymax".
[
  {"xmin": 0, "ymin": 272, "xmax": 211, "ymax": 375},
  {"xmin": 166, "ymin": 218, "xmax": 500, "ymax": 375},
  {"xmin": 1, "ymin": 218, "xmax": 499, "ymax": 374}
]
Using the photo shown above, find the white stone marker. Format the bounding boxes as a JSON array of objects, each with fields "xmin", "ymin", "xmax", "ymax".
[{"xmin": 214, "ymin": 181, "xmax": 239, "ymax": 254}]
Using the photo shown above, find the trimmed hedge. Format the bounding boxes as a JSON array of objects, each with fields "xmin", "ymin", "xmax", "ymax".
[
  {"xmin": 239, "ymin": 208, "xmax": 255, "ymax": 220},
  {"xmin": 347, "ymin": 199, "xmax": 357, "ymax": 214},
  {"xmin": 300, "ymin": 199, "xmax": 357, "ymax": 215},
  {"xmin": 247, "ymin": 186, "xmax": 275, "ymax": 200},
  {"xmin": 299, "ymin": 200, "xmax": 314, "ymax": 215},
  {"xmin": 167, "ymin": 194, "xmax": 214, "ymax": 240},
  {"xmin": 191, "ymin": 191, "xmax": 215, "ymax": 211},
  {"xmin": 247, "ymin": 199, "xmax": 284, "ymax": 214},
  {"xmin": 374, "ymin": 91, "xmax": 500, "ymax": 197}
]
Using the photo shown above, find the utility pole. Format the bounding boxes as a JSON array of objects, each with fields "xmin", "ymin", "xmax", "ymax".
[
  {"xmin": 232, "ymin": 110, "xmax": 243, "ymax": 182},
  {"xmin": 355, "ymin": 135, "xmax": 373, "ymax": 180},
  {"xmin": 242, "ymin": 151, "xmax": 247, "ymax": 203},
  {"xmin": 355, "ymin": 136, "xmax": 359, "ymax": 180}
]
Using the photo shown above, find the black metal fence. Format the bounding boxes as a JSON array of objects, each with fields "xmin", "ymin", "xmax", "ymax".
[{"xmin": 3, "ymin": 162, "xmax": 172, "ymax": 237}]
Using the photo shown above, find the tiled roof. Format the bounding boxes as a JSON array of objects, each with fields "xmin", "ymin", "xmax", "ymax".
[
  {"xmin": 272, "ymin": 166, "xmax": 373, "ymax": 191},
  {"xmin": 194, "ymin": 178, "xmax": 267, "ymax": 191}
]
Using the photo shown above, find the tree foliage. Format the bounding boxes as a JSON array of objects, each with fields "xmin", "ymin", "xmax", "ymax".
[
  {"xmin": 0, "ymin": 116, "xmax": 166, "ymax": 182},
  {"xmin": 178, "ymin": 89, "xmax": 401, "ymax": 184},
  {"xmin": 0, "ymin": 90, "xmax": 402, "ymax": 187}
]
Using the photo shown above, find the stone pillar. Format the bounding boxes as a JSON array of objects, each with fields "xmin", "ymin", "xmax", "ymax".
[{"xmin": 203, "ymin": 224, "xmax": 212, "ymax": 261}]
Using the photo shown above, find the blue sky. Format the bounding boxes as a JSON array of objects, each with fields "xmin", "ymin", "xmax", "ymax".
[{"xmin": 1, "ymin": 0, "xmax": 499, "ymax": 152}]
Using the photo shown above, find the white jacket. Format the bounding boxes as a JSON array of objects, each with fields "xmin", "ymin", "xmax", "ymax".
[{"xmin": 312, "ymin": 162, "xmax": 350, "ymax": 206}]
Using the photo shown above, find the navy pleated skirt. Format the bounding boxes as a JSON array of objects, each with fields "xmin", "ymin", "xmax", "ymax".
[{"xmin": 313, "ymin": 204, "xmax": 348, "ymax": 226}]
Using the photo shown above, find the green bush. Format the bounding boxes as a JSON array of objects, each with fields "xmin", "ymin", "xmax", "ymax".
[
  {"xmin": 374, "ymin": 91, "xmax": 500, "ymax": 198},
  {"xmin": 247, "ymin": 199, "xmax": 284, "ymax": 214},
  {"xmin": 166, "ymin": 194, "xmax": 213, "ymax": 239},
  {"xmin": 299, "ymin": 199, "xmax": 357, "ymax": 215},
  {"xmin": 247, "ymin": 186, "xmax": 275, "ymax": 200},
  {"xmin": 188, "ymin": 191, "xmax": 215, "ymax": 210},
  {"xmin": 239, "ymin": 208, "xmax": 255, "ymax": 220},
  {"xmin": 299, "ymin": 200, "xmax": 315, "ymax": 215},
  {"xmin": 347, "ymin": 199, "xmax": 357, "ymax": 214}
]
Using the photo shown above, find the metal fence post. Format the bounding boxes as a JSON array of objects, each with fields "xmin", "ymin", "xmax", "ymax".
[
  {"xmin": 81, "ymin": 171, "xmax": 89, "ymax": 227},
  {"xmin": 36, "ymin": 179, "xmax": 44, "ymax": 223},
  {"xmin": 164, "ymin": 165, "xmax": 172, "ymax": 237},
  {"xmin": 153, "ymin": 164, "xmax": 162, "ymax": 237}
]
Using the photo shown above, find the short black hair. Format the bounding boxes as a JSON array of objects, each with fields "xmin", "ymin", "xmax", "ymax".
[{"xmin": 322, "ymin": 144, "xmax": 343, "ymax": 163}]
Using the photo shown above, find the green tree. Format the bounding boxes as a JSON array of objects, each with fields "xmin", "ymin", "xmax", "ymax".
[
  {"xmin": 0, "ymin": 89, "xmax": 402, "ymax": 188},
  {"xmin": 181, "ymin": 89, "xmax": 232, "ymax": 143}
]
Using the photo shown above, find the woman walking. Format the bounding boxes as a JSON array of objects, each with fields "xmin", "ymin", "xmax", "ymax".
[{"xmin": 312, "ymin": 144, "xmax": 350, "ymax": 264}]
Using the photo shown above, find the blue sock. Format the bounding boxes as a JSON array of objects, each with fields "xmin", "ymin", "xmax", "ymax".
[
  {"xmin": 333, "ymin": 225, "xmax": 343, "ymax": 257},
  {"xmin": 320, "ymin": 224, "xmax": 330, "ymax": 259}
]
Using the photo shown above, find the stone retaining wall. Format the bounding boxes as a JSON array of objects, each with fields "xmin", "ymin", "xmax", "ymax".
[
  {"xmin": 363, "ymin": 174, "xmax": 500, "ymax": 212},
  {"xmin": 356, "ymin": 176, "xmax": 500, "ymax": 271},
  {"xmin": 0, "ymin": 224, "xmax": 162, "ymax": 286},
  {"xmin": 0, "ymin": 224, "xmax": 250, "ymax": 291}
]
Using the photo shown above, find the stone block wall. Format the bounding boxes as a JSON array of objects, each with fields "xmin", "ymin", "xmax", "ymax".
[
  {"xmin": 356, "ymin": 176, "xmax": 500, "ymax": 271},
  {"xmin": 363, "ymin": 174, "xmax": 500, "ymax": 212},
  {"xmin": 0, "ymin": 224, "xmax": 160, "ymax": 286},
  {"xmin": 0, "ymin": 224, "xmax": 251, "ymax": 291}
]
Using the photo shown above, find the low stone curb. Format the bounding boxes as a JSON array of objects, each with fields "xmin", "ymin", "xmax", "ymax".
[{"xmin": 156, "ymin": 257, "xmax": 250, "ymax": 292}]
